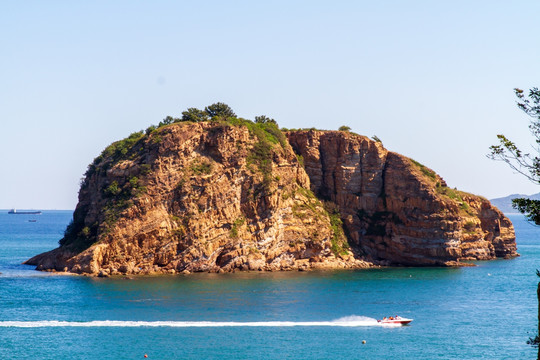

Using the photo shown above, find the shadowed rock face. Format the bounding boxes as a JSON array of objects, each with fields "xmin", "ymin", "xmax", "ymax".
[
  {"xmin": 25, "ymin": 123, "xmax": 517, "ymax": 276},
  {"xmin": 26, "ymin": 122, "xmax": 367, "ymax": 276},
  {"xmin": 286, "ymin": 130, "xmax": 517, "ymax": 266}
]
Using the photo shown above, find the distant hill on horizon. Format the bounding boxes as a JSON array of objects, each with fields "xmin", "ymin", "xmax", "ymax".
[{"xmin": 490, "ymin": 193, "xmax": 540, "ymax": 213}]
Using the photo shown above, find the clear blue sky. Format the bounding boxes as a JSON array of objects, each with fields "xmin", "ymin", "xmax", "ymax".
[{"xmin": 1, "ymin": 0, "xmax": 540, "ymax": 209}]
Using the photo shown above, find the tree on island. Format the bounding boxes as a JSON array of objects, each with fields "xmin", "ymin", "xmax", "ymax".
[
  {"xmin": 205, "ymin": 102, "xmax": 236, "ymax": 119},
  {"xmin": 489, "ymin": 87, "xmax": 540, "ymax": 353},
  {"xmin": 181, "ymin": 108, "xmax": 210, "ymax": 122},
  {"xmin": 255, "ymin": 115, "xmax": 277, "ymax": 125},
  {"xmin": 177, "ymin": 103, "xmax": 236, "ymax": 123}
]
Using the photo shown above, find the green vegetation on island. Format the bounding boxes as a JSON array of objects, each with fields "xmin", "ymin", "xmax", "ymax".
[{"xmin": 62, "ymin": 102, "xmax": 294, "ymax": 250}]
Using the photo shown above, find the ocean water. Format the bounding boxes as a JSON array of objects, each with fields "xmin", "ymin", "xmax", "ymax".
[{"xmin": 0, "ymin": 211, "xmax": 538, "ymax": 359}]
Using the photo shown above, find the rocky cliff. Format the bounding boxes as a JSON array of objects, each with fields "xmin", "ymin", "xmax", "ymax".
[
  {"xmin": 287, "ymin": 130, "xmax": 517, "ymax": 266},
  {"xmin": 26, "ymin": 121, "xmax": 517, "ymax": 276},
  {"xmin": 26, "ymin": 121, "xmax": 366, "ymax": 276}
]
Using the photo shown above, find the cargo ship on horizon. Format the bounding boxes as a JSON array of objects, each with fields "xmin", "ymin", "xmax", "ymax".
[{"xmin": 8, "ymin": 209, "xmax": 42, "ymax": 215}]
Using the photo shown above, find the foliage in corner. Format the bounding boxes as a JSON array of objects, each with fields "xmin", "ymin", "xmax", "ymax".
[
  {"xmin": 489, "ymin": 87, "xmax": 540, "ymax": 224},
  {"xmin": 512, "ymin": 198, "xmax": 540, "ymax": 224}
]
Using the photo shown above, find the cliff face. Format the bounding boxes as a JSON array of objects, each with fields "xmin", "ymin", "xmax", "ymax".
[
  {"xmin": 26, "ymin": 122, "xmax": 366, "ymax": 276},
  {"xmin": 287, "ymin": 130, "xmax": 517, "ymax": 266},
  {"xmin": 26, "ymin": 122, "xmax": 517, "ymax": 276}
]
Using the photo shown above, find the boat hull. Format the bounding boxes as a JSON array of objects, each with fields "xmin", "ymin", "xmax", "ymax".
[
  {"xmin": 377, "ymin": 318, "xmax": 413, "ymax": 325},
  {"xmin": 8, "ymin": 210, "xmax": 42, "ymax": 215}
]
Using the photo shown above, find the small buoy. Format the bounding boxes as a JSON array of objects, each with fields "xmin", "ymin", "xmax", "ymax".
[
  {"xmin": 362, "ymin": 340, "xmax": 366, "ymax": 344},
  {"xmin": 144, "ymin": 355, "xmax": 148, "ymax": 358}
]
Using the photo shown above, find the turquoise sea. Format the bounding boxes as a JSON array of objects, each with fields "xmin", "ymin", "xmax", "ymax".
[{"xmin": 0, "ymin": 211, "xmax": 538, "ymax": 359}]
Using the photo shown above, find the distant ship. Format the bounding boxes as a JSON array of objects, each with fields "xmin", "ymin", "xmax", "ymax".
[{"xmin": 8, "ymin": 209, "xmax": 42, "ymax": 215}]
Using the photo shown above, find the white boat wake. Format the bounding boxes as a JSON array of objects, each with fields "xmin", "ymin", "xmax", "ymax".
[{"xmin": 0, "ymin": 316, "xmax": 390, "ymax": 328}]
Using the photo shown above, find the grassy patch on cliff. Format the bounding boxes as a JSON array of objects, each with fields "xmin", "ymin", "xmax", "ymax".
[
  {"xmin": 463, "ymin": 220, "xmax": 477, "ymax": 234},
  {"xmin": 78, "ymin": 164, "xmax": 148, "ymax": 244},
  {"xmin": 84, "ymin": 131, "xmax": 146, "ymax": 180},
  {"xmin": 296, "ymin": 154, "xmax": 304, "ymax": 168},
  {"xmin": 229, "ymin": 217, "xmax": 245, "ymax": 238},
  {"xmin": 59, "ymin": 206, "xmax": 100, "ymax": 251},
  {"xmin": 410, "ymin": 158, "xmax": 437, "ymax": 180},
  {"xmin": 190, "ymin": 159, "xmax": 213, "ymax": 175},
  {"xmin": 92, "ymin": 176, "xmax": 147, "ymax": 239},
  {"xmin": 329, "ymin": 211, "xmax": 350, "ymax": 256},
  {"xmin": 409, "ymin": 158, "xmax": 477, "ymax": 216},
  {"xmin": 104, "ymin": 177, "xmax": 146, "ymax": 200},
  {"xmin": 102, "ymin": 131, "xmax": 145, "ymax": 160},
  {"xmin": 228, "ymin": 117, "xmax": 287, "ymax": 148},
  {"xmin": 59, "ymin": 219, "xmax": 92, "ymax": 250},
  {"xmin": 291, "ymin": 188, "xmax": 350, "ymax": 256},
  {"xmin": 292, "ymin": 187, "xmax": 324, "ymax": 221},
  {"xmin": 324, "ymin": 202, "xmax": 350, "ymax": 256},
  {"xmin": 223, "ymin": 118, "xmax": 286, "ymax": 196},
  {"xmin": 436, "ymin": 185, "xmax": 475, "ymax": 215}
]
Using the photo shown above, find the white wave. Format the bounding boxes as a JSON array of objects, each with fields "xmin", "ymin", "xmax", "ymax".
[
  {"xmin": 332, "ymin": 315, "xmax": 379, "ymax": 324},
  {"xmin": 0, "ymin": 317, "xmax": 384, "ymax": 328}
]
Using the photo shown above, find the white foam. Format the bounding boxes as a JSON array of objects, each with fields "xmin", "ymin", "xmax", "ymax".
[{"xmin": 0, "ymin": 316, "xmax": 383, "ymax": 328}]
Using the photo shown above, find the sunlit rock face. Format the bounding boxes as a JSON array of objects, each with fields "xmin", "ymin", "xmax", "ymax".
[
  {"xmin": 26, "ymin": 122, "xmax": 368, "ymax": 276},
  {"xmin": 25, "ymin": 124, "xmax": 517, "ymax": 276},
  {"xmin": 287, "ymin": 130, "xmax": 517, "ymax": 266}
]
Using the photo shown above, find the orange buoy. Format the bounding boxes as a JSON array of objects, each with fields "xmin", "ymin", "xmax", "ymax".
[{"xmin": 144, "ymin": 355, "xmax": 148, "ymax": 358}]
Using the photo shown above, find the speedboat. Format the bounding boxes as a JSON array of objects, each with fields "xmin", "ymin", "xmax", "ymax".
[{"xmin": 377, "ymin": 316, "xmax": 412, "ymax": 325}]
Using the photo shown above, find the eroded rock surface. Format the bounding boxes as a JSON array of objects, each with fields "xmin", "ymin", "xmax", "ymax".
[
  {"xmin": 287, "ymin": 130, "xmax": 517, "ymax": 266},
  {"xmin": 26, "ymin": 122, "xmax": 365, "ymax": 275},
  {"xmin": 26, "ymin": 123, "xmax": 517, "ymax": 276}
]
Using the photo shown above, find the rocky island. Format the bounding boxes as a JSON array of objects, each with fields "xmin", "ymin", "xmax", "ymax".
[{"xmin": 25, "ymin": 104, "xmax": 518, "ymax": 276}]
